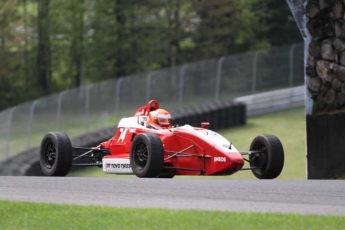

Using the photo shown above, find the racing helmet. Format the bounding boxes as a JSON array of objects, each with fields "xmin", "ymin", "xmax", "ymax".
[{"xmin": 148, "ymin": 109, "xmax": 172, "ymax": 129}]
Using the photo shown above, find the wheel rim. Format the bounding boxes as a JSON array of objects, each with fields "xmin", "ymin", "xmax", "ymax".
[
  {"xmin": 250, "ymin": 146, "xmax": 268, "ymax": 172},
  {"xmin": 44, "ymin": 142, "xmax": 56, "ymax": 169},
  {"xmin": 134, "ymin": 142, "xmax": 148, "ymax": 170}
]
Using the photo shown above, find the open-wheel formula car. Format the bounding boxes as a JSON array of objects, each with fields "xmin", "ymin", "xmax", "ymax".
[{"xmin": 40, "ymin": 100, "xmax": 284, "ymax": 179}]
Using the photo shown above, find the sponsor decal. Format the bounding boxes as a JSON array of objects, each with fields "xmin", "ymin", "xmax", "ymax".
[
  {"xmin": 118, "ymin": 128, "xmax": 128, "ymax": 143},
  {"xmin": 129, "ymin": 128, "xmax": 136, "ymax": 133},
  {"xmin": 214, "ymin": 157, "xmax": 226, "ymax": 162},
  {"xmin": 103, "ymin": 158, "xmax": 133, "ymax": 174},
  {"xmin": 111, "ymin": 164, "xmax": 131, "ymax": 169}
]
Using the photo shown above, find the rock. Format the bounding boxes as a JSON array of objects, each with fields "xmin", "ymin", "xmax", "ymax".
[
  {"xmin": 307, "ymin": 14, "xmax": 329, "ymax": 40},
  {"xmin": 324, "ymin": 20, "xmax": 336, "ymax": 37},
  {"xmin": 316, "ymin": 60, "xmax": 335, "ymax": 82},
  {"xmin": 333, "ymin": 63, "xmax": 345, "ymax": 81},
  {"xmin": 307, "ymin": 54, "xmax": 316, "ymax": 68},
  {"xmin": 333, "ymin": 38, "xmax": 345, "ymax": 52},
  {"xmin": 325, "ymin": 88, "xmax": 337, "ymax": 105},
  {"xmin": 335, "ymin": 20, "xmax": 345, "ymax": 38},
  {"xmin": 341, "ymin": 82, "xmax": 345, "ymax": 94},
  {"xmin": 306, "ymin": 0, "xmax": 320, "ymax": 18},
  {"xmin": 312, "ymin": 96, "xmax": 327, "ymax": 113},
  {"xmin": 308, "ymin": 77, "xmax": 323, "ymax": 92},
  {"xmin": 307, "ymin": 54, "xmax": 318, "ymax": 77},
  {"xmin": 331, "ymin": 1, "xmax": 344, "ymax": 19},
  {"xmin": 332, "ymin": 78, "xmax": 342, "ymax": 91},
  {"xmin": 321, "ymin": 38, "xmax": 335, "ymax": 61},
  {"xmin": 319, "ymin": 0, "xmax": 330, "ymax": 11},
  {"xmin": 335, "ymin": 93, "xmax": 345, "ymax": 109},
  {"xmin": 340, "ymin": 51, "xmax": 345, "ymax": 65},
  {"xmin": 309, "ymin": 40, "xmax": 322, "ymax": 58}
]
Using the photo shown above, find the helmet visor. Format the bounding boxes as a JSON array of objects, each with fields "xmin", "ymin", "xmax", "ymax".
[{"xmin": 156, "ymin": 118, "xmax": 172, "ymax": 126}]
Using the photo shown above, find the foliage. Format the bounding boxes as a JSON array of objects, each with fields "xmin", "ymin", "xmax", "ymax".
[
  {"xmin": 264, "ymin": 0, "xmax": 302, "ymax": 46},
  {"xmin": 0, "ymin": 0, "xmax": 302, "ymax": 110}
]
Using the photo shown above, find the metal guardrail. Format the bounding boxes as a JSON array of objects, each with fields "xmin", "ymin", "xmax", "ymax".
[
  {"xmin": 235, "ymin": 86, "xmax": 305, "ymax": 116},
  {"xmin": 0, "ymin": 43, "xmax": 305, "ymax": 161}
]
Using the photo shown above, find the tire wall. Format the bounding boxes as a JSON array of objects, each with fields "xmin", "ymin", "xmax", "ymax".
[
  {"xmin": 172, "ymin": 102, "xmax": 246, "ymax": 130},
  {"xmin": 0, "ymin": 102, "xmax": 246, "ymax": 176},
  {"xmin": 0, "ymin": 127, "xmax": 116, "ymax": 176}
]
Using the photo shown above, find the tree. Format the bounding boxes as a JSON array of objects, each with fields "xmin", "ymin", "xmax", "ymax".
[
  {"xmin": 0, "ymin": 0, "xmax": 304, "ymax": 110},
  {"xmin": 193, "ymin": 0, "xmax": 271, "ymax": 60},
  {"xmin": 0, "ymin": 0, "xmax": 26, "ymax": 109},
  {"xmin": 264, "ymin": 0, "xmax": 302, "ymax": 46}
]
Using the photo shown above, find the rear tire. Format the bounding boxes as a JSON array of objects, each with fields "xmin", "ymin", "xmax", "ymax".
[
  {"xmin": 40, "ymin": 132, "xmax": 73, "ymax": 176},
  {"xmin": 130, "ymin": 133, "xmax": 164, "ymax": 178},
  {"xmin": 249, "ymin": 134, "xmax": 284, "ymax": 179}
]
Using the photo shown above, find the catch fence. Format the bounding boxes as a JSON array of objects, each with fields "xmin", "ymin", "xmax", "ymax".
[{"xmin": 0, "ymin": 43, "xmax": 305, "ymax": 160}]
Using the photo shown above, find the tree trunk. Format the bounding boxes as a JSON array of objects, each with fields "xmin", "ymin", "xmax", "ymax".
[
  {"xmin": 23, "ymin": 0, "xmax": 29, "ymax": 90},
  {"xmin": 113, "ymin": 0, "xmax": 130, "ymax": 77},
  {"xmin": 0, "ymin": 13, "xmax": 6, "ymax": 49},
  {"xmin": 71, "ymin": 0, "xmax": 85, "ymax": 87},
  {"xmin": 37, "ymin": 0, "xmax": 51, "ymax": 94}
]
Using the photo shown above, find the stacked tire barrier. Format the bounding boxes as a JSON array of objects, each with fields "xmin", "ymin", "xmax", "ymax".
[
  {"xmin": 0, "ymin": 101, "xmax": 246, "ymax": 176},
  {"xmin": 0, "ymin": 127, "xmax": 116, "ymax": 176},
  {"xmin": 171, "ymin": 101, "xmax": 246, "ymax": 130}
]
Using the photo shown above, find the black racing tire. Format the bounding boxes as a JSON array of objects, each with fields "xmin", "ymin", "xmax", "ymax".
[
  {"xmin": 40, "ymin": 132, "xmax": 73, "ymax": 176},
  {"xmin": 130, "ymin": 133, "xmax": 164, "ymax": 178},
  {"xmin": 249, "ymin": 134, "xmax": 284, "ymax": 179}
]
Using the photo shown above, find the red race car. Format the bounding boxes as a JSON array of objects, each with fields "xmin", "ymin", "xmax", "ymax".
[{"xmin": 40, "ymin": 100, "xmax": 284, "ymax": 179}]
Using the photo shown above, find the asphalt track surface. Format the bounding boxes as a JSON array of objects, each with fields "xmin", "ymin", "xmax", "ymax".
[{"xmin": 0, "ymin": 177, "xmax": 345, "ymax": 216}]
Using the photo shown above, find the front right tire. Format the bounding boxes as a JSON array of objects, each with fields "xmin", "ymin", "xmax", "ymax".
[{"xmin": 249, "ymin": 134, "xmax": 284, "ymax": 179}]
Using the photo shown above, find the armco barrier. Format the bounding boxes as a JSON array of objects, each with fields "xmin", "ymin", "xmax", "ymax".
[
  {"xmin": 235, "ymin": 86, "xmax": 304, "ymax": 116},
  {"xmin": 0, "ymin": 101, "xmax": 246, "ymax": 176}
]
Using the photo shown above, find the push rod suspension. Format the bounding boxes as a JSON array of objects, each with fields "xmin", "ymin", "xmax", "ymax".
[
  {"xmin": 73, "ymin": 145, "xmax": 100, "ymax": 161},
  {"xmin": 164, "ymin": 145, "xmax": 195, "ymax": 161}
]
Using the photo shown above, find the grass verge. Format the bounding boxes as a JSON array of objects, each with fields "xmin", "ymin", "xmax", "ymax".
[{"xmin": 0, "ymin": 201, "xmax": 344, "ymax": 230}]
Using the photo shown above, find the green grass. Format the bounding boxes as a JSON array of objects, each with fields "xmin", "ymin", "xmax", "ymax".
[
  {"xmin": 68, "ymin": 107, "xmax": 306, "ymax": 179},
  {"xmin": 0, "ymin": 201, "xmax": 343, "ymax": 230}
]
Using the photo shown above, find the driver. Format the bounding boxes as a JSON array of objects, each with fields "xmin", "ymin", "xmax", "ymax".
[{"xmin": 147, "ymin": 109, "xmax": 172, "ymax": 129}]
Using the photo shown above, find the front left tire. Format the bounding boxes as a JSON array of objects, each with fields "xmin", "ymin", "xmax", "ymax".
[
  {"xmin": 40, "ymin": 132, "xmax": 73, "ymax": 176},
  {"xmin": 130, "ymin": 133, "xmax": 164, "ymax": 178}
]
